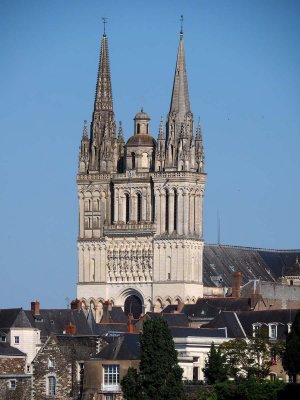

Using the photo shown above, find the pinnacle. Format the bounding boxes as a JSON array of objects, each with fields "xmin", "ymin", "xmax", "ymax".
[{"xmin": 169, "ymin": 32, "xmax": 190, "ymax": 121}]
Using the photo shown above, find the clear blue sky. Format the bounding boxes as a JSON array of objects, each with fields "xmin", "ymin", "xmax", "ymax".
[{"xmin": 0, "ymin": 0, "xmax": 299, "ymax": 308}]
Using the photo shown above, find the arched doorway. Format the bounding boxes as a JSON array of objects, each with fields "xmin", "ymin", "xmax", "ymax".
[{"xmin": 124, "ymin": 295, "xmax": 142, "ymax": 319}]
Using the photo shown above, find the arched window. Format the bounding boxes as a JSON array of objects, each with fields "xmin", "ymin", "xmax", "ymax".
[
  {"xmin": 131, "ymin": 152, "xmax": 135, "ymax": 169},
  {"xmin": 165, "ymin": 191, "xmax": 169, "ymax": 232},
  {"xmin": 137, "ymin": 124, "xmax": 140, "ymax": 134},
  {"xmin": 48, "ymin": 376, "xmax": 56, "ymax": 396},
  {"xmin": 137, "ymin": 193, "xmax": 142, "ymax": 223},
  {"xmin": 125, "ymin": 194, "xmax": 130, "ymax": 223},
  {"xmin": 174, "ymin": 190, "xmax": 178, "ymax": 231}
]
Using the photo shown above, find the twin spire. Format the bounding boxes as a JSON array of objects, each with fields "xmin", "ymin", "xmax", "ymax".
[{"xmin": 79, "ymin": 20, "xmax": 204, "ymax": 174}]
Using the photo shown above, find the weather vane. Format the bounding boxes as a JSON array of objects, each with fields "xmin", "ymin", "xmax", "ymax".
[
  {"xmin": 102, "ymin": 17, "xmax": 108, "ymax": 35},
  {"xmin": 180, "ymin": 15, "xmax": 184, "ymax": 34}
]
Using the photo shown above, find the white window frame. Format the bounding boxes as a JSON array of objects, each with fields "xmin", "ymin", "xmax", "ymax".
[
  {"xmin": 103, "ymin": 364, "xmax": 120, "ymax": 386},
  {"xmin": 252, "ymin": 323, "xmax": 261, "ymax": 337},
  {"xmin": 48, "ymin": 358, "xmax": 55, "ymax": 368},
  {"xmin": 48, "ymin": 375, "xmax": 56, "ymax": 396},
  {"xmin": 269, "ymin": 323, "xmax": 277, "ymax": 339},
  {"xmin": 9, "ymin": 380, "xmax": 16, "ymax": 390}
]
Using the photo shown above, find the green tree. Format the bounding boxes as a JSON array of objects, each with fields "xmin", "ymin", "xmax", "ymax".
[
  {"xmin": 220, "ymin": 330, "xmax": 273, "ymax": 381},
  {"xmin": 202, "ymin": 342, "xmax": 228, "ymax": 384},
  {"xmin": 140, "ymin": 317, "xmax": 183, "ymax": 400},
  {"xmin": 121, "ymin": 367, "xmax": 142, "ymax": 400},
  {"xmin": 121, "ymin": 317, "xmax": 183, "ymax": 400},
  {"xmin": 282, "ymin": 310, "xmax": 300, "ymax": 379}
]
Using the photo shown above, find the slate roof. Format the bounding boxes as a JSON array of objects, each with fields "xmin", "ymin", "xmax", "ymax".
[
  {"xmin": 204, "ymin": 309, "xmax": 300, "ymax": 340},
  {"xmin": 94, "ymin": 333, "xmax": 140, "ymax": 360},
  {"xmin": 146, "ymin": 312, "xmax": 189, "ymax": 327},
  {"xmin": 100, "ymin": 306, "xmax": 128, "ymax": 323},
  {"xmin": 24, "ymin": 309, "xmax": 92, "ymax": 341},
  {"xmin": 203, "ymin": 312, "xmax": 246, "ymax": 338},
  {"xmin": 164, "ymin": 298, "xmax": 251, "ymax": 322},
  {"xmin": 0, "ymin": 342, "xmax": 26, "ymax": 357},
  {"xmin": 0, "ymin": 309, "xmax": 22, "ymax": 330},
  {"xmin": 92, "ymin": 323, "xmax": 129, "ymax": 336},
  {"xmin": 170, "ymin": 327, "xmax": 227, "ymax": 338},
  {"xmin": 203, "ymin": 244, "xmax": 300, "ymax": 287},
  {"xmin": 236, "ymin": 309, "xmax": 299, "ymax": 339}
]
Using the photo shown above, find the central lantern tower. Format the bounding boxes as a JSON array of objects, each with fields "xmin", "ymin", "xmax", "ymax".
[{"xmin": 77, "ymin": 25, "xmax": 206, "ymax": 321}]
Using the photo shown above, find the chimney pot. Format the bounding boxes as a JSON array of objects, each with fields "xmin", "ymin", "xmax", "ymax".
[
  {"xmin": 31, "ymin": 301, "xmax": 40, "ymax": 315},
  {"xmin": 232, "ymin": 272, "xmax": 243, "ymax": 298}
]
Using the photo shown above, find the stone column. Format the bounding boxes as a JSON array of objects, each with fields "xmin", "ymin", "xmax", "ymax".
[
  {"xmin": 78, "ymin": 245, "xmax": 84, "ymax": 282},
  {"xmin": 177, "ymin": 190, "xmax": 184, "ymax": 235},
  {"xmin": 132, "ymin": 194, "xmax": 137, "ymax": 223},
  {"xmin": 106, "ymin": 191, "xmax": 111, "ymax": 225},
  {"xmin": 195, "ymin": 193, "xmax": 200, "ymax": 237},
  {"xmin": 146, "ymin": 186, "xmax": 151, "ymax": 222},
  {"xmin": 155, "ymin": 190, "xmax": 161, "ymax": 234},
  {"xmin": 142, "ymin": 188, "xmax": 147, "ymax": 221},
  {"xmin": 168, "ymin": 191, "xmax": 174, "ymax": 234},
  {"xmin": 114, "ymin": 189, "xmax": 119, "ymax": 223},
  {"xmin": 79, "ymin": 194, "xmax": 84, "ymax": 238},
  {"xmin": 199, "ymin": 192, "xmax": 204, "ymax": 239},
  {"xmin": 120, "ymin": 194, "xmax": 126, "ymax": 223},
  {"xmin": 183, "ymin": 190, "xmax": 189, "ymax": 236},
  {"xmin": 160, "ymin": 192, "xmax": 166, "ymax": 234},
  {"xmin": 189, "ymin": 193, "xmax": 194, "ymax": 234}
]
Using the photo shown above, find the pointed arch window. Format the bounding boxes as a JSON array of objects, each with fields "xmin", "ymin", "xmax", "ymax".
[
  {"xmin": 131, "ymin": 152, "xmax": 136, "ymax": 169},
  {"xmin": 137, "ymin": 193, "xmax": 142, "ymax": 223},
  {"xmin": 125, "ymin": 193, "xmax": 130, "ymax": 224}
]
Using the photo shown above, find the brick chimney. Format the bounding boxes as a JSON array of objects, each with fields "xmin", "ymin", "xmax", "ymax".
[
  {"xmin": 232, "ymin": 272, "xmax": 243, "ymax": 297},
  {"xmin": 65, "ymin": 321, "xmax": 77, "ymax": 336},
  {"xmin": 70, "ymin": 299, "xmax": 81, "ymax": 311},
  {"xmin": 127, "ymin": 313, "xmax": 134, "ymax": 334},
  {"xmin": 101, "ymin": 300, "xmax": 113, "ymax": 323},
  {"xmin": 31, "ymin": 301, "xmax": 40, "ymax": 315}
]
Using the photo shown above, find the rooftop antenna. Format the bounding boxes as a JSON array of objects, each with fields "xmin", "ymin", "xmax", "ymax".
[
  {"xmin": 65, "ymin": 297, "xmax": 70, "ymax": 309},
  {"xmin": 102, "ymin": 17, "xmax": 108, "ymax": 35},
  {"xmin": 217, "ymin": 209, "xmax": 221, "ymax": 245},
  {"xmin": 180, "ymin": 15, "xmax": 184, "ymax": 35}
]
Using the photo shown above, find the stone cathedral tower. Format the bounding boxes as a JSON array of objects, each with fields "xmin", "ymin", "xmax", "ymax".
[{"xmin": 77, "ymin": 27, "xmax": 206, "ymax": 321}]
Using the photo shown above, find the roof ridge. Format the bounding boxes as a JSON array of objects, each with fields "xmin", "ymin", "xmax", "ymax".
[{"xmin": 205, "ymin": 243, "xmax": 300, "ymax": 252}]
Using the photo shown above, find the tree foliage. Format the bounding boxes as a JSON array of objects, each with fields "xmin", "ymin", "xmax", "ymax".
[
  {"xmin": 282, "ymin": 310, "xmax": 300, "ymax": 377},
  {"xmin": 203, "ymin": 342, "xmax": 228, "ymax": 384},
  {"xmin": 121, "ymin": 317, "xmax": 183, "ymax": 400},
  {"xmin": 220, "ymin": 330, "xmax": 274, "ymax": 381},
  {"xmin": 121, "ymin": 367, "xmax": 142, "ymax": 400}
]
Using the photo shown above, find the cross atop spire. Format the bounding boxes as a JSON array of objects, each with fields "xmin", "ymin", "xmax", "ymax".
[
  {"xmin": 169, "ymin": 27, "xmax": 190, "ymax": 122},
  {"xmin": 180, "ymin": 15, "xmax": 184, "ymax": 35},
  {"xmin": 102, "ymin": 17, "xmax": 108, "ymax": 36}
]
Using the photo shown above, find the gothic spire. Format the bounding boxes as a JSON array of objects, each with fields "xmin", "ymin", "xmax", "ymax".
[
  {"xmin": 158, "ymin": 117, "xmax": 165, "ymax": 139},
  {"xmin": 117, "ymin": 121, "xmax": 124, "ymax": 144},
  {"xmin": 82, "ymin": 120, "xmax": 88, "ymax": 140},
  {"xmin": 94, "ymin": 32, "xmax": 113, "ymax": 112},
  {"xmin": 169, "ymin": 30, "xmax": 190, "ymax": 121}
]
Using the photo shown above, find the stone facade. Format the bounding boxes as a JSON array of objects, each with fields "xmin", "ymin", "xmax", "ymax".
[
  {"xmin": 0, "ymin": 354, "xmax": 31, "ymax": 399},
  {"xmin": 32, "ymin": 334, "xmax": 100, "ymax": 400},
  {"xmin": 77, "ymin": 29, "xmax": 206, "ymax": 320}
]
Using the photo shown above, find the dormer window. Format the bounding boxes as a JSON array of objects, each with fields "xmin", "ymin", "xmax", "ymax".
[{"xmin": 269, "ymin": 324, "xmax": 277, "ymax": 339}]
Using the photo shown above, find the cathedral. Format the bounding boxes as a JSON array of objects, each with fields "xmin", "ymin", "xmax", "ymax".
[{"xmin": 77, "ymin": 26, "xmax": 206, "ymax": 320}]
